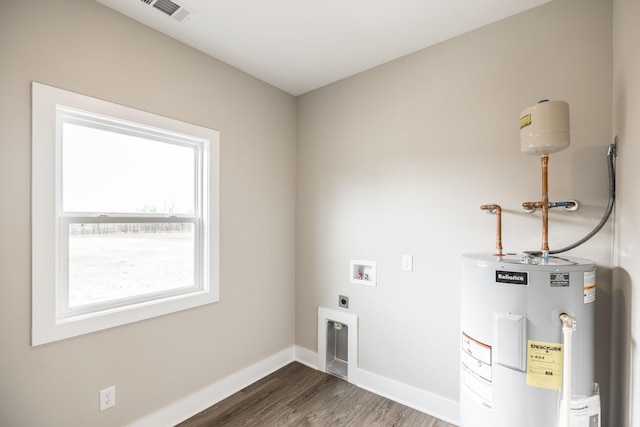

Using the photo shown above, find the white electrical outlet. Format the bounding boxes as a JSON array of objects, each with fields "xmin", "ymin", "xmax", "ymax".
[
  {"xmin": 402, "ymin": 254, "xmax": 413, "ymax": 272},
  {"xmin": 99, "ymin": 386, "xmax": 116, "ymax": 411}
]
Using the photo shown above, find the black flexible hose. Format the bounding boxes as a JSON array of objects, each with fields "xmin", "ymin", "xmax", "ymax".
[{"xmin": 530, "ymin": 142, "xmax": 616, "ymax": 256}]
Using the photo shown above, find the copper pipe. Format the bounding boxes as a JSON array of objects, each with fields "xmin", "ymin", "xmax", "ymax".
[
  {"xmin": 480, "ymin": 204, "xmax": 503, "ymax": 256},
  {"xmin": 522, "ymin": 201, "xmax": 544, "ymax": 210},
  {"xmin": 541, "ymin": 155, "xmax": 549, "ymax": 256},
  {"xmin": 523, "ymin": 201, "xmax": 577, "ymax": 211}
]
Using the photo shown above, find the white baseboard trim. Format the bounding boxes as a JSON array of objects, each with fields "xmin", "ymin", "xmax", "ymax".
[
  {"xmin": 294, "ymin": 345, "xmax": 318, "ymax": 369},
  {"xmin": 295, "ymin": 347, "xmax": 459, "ymax": 426},
  {"xmin": 129, "ymin": 347, "xmax": 295, "ymax": 427},
  {"xmin": 129, "ymin": 346, "xmax": 460, "ymax": 427},
  {"xmin": 353, "ymin": 367, "xmax": 460, "ymax": 426}
]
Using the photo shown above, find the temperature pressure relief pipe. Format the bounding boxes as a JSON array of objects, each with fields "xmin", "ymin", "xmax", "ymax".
[
  {"xmin": 480, "ymin": 204, "xmax": 502, "ymax": 256},
  {"xmin": 559, "ymin": 313, "xmax": 576, "ymax": 427}
]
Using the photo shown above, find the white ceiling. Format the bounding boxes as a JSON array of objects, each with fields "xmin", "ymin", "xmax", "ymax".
[{"xmin": 96, "ymin": 0, "xmax": 551, "ymax": 96}]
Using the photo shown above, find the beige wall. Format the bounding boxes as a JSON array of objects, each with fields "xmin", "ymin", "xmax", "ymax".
[
  {"xmin": 0, "ymin": 0, "xmax": 296, "ymax": 425},
  {"xmin": 612, "ymin": 0, "xmax": 640, "ymax": 425},
  {"xmin": 296, "ymin": 0, "xmax": 613, "ymax": 420}
]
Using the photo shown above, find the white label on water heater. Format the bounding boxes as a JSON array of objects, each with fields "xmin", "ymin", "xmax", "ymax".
[
  {"xmin": 461, "ymin": 333, "xmax": 492, "ymax": 408},
  {"xmin": 567, "ymin": 392, "xmax": 601, "ymax": 427},
  {"xmin": 584, "ymin": 271, "xmax": 596, "ymax": 304}
]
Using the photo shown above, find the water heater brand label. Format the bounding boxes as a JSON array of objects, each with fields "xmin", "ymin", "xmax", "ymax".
[{"xmin": 496, "ymin": 270, "xmax": 528, "ymax": 285}]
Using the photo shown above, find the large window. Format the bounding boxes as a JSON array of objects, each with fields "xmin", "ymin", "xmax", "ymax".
[{"xmin": 32, "ymin": 82, "xmax": 220, "ymax": 346}]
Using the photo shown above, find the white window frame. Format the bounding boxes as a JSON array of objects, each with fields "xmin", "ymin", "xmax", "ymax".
[{"xmin": 32, "ymin": 82, "xmax": 220, "ymax": 346}]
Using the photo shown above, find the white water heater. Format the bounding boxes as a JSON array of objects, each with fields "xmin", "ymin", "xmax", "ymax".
[
  {"xmin": 460, "ymin": 253, "xmax": 599, "ymax": 426},
  {"xmin": 460, "ymin": 100, "xmax": 611, "ymax": 426}
]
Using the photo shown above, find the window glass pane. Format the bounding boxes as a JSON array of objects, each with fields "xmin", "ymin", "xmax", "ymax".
[
  {"xmin": 68, "ymin": 223, "xmax": 195, "ymax": 308},
  {"xmin": 62, "ymin": 123, "xmax": 196, "ymax": 214}
]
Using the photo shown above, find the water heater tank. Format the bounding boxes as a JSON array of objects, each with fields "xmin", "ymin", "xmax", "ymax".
[{"xmin": 460, "ymin": 253, "xmax": 597, "ymax": 426}]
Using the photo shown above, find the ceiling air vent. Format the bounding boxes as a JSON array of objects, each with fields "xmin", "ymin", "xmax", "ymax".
[
  {"xmin": 141, "ymin": 0, "xmax": 192, "ymax": 22},
  {"xmin": 171, "ymin": 8, "xmax": 190, "ymax": 22},
  {"xmin": 153, "ymin": 0, "xmax": 180, "ymax": 16}
]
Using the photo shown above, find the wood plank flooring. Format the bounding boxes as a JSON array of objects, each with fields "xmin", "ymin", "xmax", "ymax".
[{"xmin": 177, "ymin": 362, "xmax": 456, "ymax": 427}]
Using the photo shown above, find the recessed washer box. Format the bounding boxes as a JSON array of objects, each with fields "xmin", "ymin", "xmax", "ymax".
[{"xmin": 350, "ymin": 260, "xmax": 376, "ymax": 286}]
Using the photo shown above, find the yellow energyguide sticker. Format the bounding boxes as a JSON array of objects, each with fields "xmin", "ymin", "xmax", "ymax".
[
  {"xmin": 520, "ymin": 113, "xmax": 532, "ymax": 129},
  {"xmin": 526, "ymin": 340, "xmax": 563, "ymax": 390}
]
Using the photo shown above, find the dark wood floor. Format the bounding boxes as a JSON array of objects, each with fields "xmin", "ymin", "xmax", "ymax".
[{"xmin": 177, "ymin": 362, "xmax": 456, "ymax": 427}]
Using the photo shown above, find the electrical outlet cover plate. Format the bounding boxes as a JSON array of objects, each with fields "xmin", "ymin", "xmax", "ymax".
[
  {"xmin": 402, "ymin": 254, "xmax": 413, "ymax": 272},
  {"xmin": 100, "ymin": 386, "xmax": 116, "ymax": 411}
]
